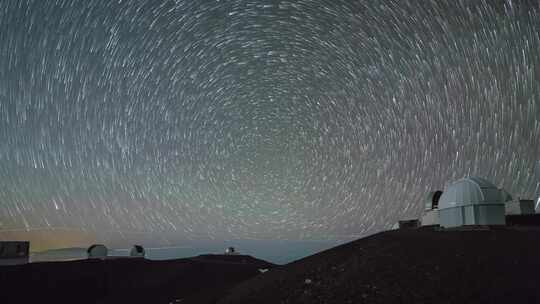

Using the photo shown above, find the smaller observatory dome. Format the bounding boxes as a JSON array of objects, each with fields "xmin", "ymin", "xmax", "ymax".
[
  {"xmin": 130, "ymin": 245, "xmax": 145, "ymax": 258},
  {"xmin": 87, "ymin": 244, "xmax": 108, "ymax": 259},
  {"xmin": 438, "ymin": 177, "xmax": 507, "ymax": 227},
  {"xmin": 225, "ymin": 247, "xmax": 238, "ymax": 255}
]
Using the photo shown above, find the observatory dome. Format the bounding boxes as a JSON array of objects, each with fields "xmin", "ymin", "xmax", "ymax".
[
  {"xmin": 130, "ymin": 245, "xmax": 145, "ymax": 258},
  {"xmin": 87, "ymin": 244, "xmax": 108, "ymax": 259},
  {"xmin": 438, "ymin": 177, "xmax": 507, "ymax": 227},
  {"xmin": 439, "ymin": 177, "xmax": 507, "ymax": 209}
]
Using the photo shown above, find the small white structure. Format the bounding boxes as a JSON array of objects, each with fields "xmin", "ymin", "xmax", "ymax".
[
  {"xmin": 87, "ymin": 244, "xmax": 108, "ymax": 259},
  {"xmin": 0, "ymin": 241, "xmax": 29, "ymax": 266},
  {"xmin": 438, "ymin": 177, "xmax": 508, "ymax": 228},
  {"xmin": 225, "ymin": 247, "xmax": 239, "ymax": 255},
  {"xmin": 422, "ymin": 190, "xmax": 442, "ymax": 226},
  {"xmin": 506, "ymin": 199, "xmax": 535, "ymax": 215},
  {"xmin": 130, "ymin": 245, "xmax": 145, "ymax": 258}
]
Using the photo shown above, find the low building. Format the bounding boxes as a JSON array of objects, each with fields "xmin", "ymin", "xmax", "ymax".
[
  {"xmin": 398, "ymin": 219, "xmax": 420, "ymax": 229},
  {"xmin": 0, "ymin": 241, "xmax": 30, "ymax": 266},
  {"xmin": 438, "ymin": 177, "xmax": 508, "ymax": 228},
  {"xmin": 506, "ymin": 199, "xmax": 535, "ymax": 215}
]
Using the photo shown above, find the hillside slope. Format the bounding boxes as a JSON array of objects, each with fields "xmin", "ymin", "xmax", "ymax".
[
  {"xmin": 218, "ymin": 227, "xmax": 540, "ymax": 304},
  {"xmin": 0, "ymin": 254, "xmax": 274, "ymax": 304}
]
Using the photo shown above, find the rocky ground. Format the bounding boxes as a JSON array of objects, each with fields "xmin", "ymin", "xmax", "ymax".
[
  {"xmin": 4, "ymin": 227, "xmax": 540, "ymax": 304},
  {"xmin": 0, "ymin": 254, "xmax": 274, "ymax": 304},
  {"xmin": 216, "ymin": 227, "xmax": 540, "ymax": 304}
]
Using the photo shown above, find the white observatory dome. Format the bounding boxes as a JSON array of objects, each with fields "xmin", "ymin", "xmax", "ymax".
[
  {"xmin": 130, "ymin": 245, "xmax": 145, "ymax": 258},
  {"xmin": 439, "ymin": 177, "xmax": 507, "ymax": 209},
  {"xmin": 87, "ymin": 244, "xmax": 108, "ymax": 259},
  {"xmin": 438, "ymin": 177, "xmax": 507, "ymax": 227}
]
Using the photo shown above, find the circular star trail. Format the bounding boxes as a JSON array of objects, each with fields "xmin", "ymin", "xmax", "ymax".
[{"xmin": 0, "ymin": 0, "xmax": 539, "ymax": 243}]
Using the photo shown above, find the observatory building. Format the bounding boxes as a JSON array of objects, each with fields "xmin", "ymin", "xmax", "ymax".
[
  {"xmin": 87, "ymin": 244, "xmax": 108, "ymax": 259},
  {"xmin": 225, "ymin": 247, "xmax": 239, "ymax": 255},
  {"xmin": 0, "ymin": 241, "xmax": 29, "ymax": 266},
  {"xmin": 438, "ymin": 177, "xmax": 508, "ymax": 228},
  {"xmin": 505, "ymin": 198, "xmax": 535, "ymax": 215},
  {"xmin": 412, "ymin": 163, "xmax": 540, "ymax": 229},
  {"xmin": 130, "ymin": 245, "xmax": 145, "ymax": 258}
]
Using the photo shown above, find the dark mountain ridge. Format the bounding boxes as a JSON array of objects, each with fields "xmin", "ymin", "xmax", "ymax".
[
  {"xmin": 4, "ymin": 227, "xmax": 540, "ymax": 304},
  {"xmin": 217, "ymin": 227, "xmax": 540, "ymax": 304},
  {"xmin": 0, "ymin": 253, "xmax": 275, "ymax": 304}
]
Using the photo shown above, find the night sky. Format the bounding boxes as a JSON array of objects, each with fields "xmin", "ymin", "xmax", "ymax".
[{"xmin": 0, "ymin": 0, "xmax": 539, "ymax": 249}]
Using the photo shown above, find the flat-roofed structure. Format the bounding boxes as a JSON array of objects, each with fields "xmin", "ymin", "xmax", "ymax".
[
  {"xmin": 0, "ymin": 241, "xmax": 30, "ymax": 266},
  {"xmin": 398, "ymin": 219, "xmax": 420, "ymax": 229},
  {"xmin": 506, "ymin": 199, "xmax": 535, "ymax": 215}
]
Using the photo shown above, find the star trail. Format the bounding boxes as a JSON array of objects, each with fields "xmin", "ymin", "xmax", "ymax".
[{"xmin": 0, "ymin": 0, "xmax": 539, "ymax": 246}]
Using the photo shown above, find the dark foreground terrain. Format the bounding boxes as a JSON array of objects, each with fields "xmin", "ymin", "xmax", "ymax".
[
  {"xmin": 217, "ymin": 227, "xmax": 540, "ymax": 304},
  {"xmin": 3, "ymin": 227, "xmax": 540, "ymax": 304},
  {"xmin": 0, "ymin": 254, "xmax": 274, "ymax": 304}
]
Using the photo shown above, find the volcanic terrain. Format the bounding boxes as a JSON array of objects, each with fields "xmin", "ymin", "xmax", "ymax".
[{"xmin": 216, "ymin": 227, "xmax": 540, "ymax": 304}]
